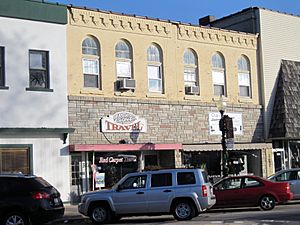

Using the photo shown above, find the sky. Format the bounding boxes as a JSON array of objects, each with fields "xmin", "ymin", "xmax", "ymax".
[{"xmin": 47, "ymin": 0, "xmax": 300, "ymax": 25}]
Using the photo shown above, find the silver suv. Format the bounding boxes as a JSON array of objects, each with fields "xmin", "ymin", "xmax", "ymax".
[
  {"xmin": 268, "ymin": 168, "xmax": 300, "ymax": 200},
  {"xmin": 78, "ymin": 168, "xmax": 216, "ymax": 224}
]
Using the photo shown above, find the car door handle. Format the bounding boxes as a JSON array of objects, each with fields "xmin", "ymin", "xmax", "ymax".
[
  {"xmin": 136, "ymin": 191, "xmax": 144, "ymax": 194},
  {"xmin": 163, "ymin": 190, "xmax": 172, "ymax": 193}
]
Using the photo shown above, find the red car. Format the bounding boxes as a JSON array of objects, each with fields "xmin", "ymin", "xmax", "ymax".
[{"xmin": 212, "ymin": 175, "xmax": 293, "ymax": 210}]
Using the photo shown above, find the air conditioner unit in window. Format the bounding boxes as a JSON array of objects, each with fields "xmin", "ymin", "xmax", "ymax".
[
  {"xmin": 118, "ymin": 78, "xmax": 136, "ymax": 90},
  {"xmin": 185, "ymin": 86, "xmax": 200, "ymax": 95}
]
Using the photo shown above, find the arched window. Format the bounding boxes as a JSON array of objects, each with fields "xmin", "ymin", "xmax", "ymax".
[
  {"xmin": 115, "ymin": 40, "xmax": 132, "ymax": 78},
  {"xmin": 184, "ymin": 49, "xmax": 198, "ymax": 87},
  {"xmin": 212, "ymin": 52, "xmax": 226, "ymax": 96},
  {"xmin": 238, "ymin": 55, "xmax": 251, "ymax": 97},
  {"xmin": 82, "ymin": 37, "xmax": 100, "ymax": 88},
  {"xmin": 147, "ymin": 44, "xmax": 163, "ymax": 93}
]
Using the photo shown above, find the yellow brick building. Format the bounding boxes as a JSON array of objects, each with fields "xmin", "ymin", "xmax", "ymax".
[{"xmin": 66, "ymin": 6, "xmax": 272, "ymax": 193}]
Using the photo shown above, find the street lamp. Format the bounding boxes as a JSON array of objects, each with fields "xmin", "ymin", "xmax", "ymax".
[{"xmin": 216, "ymin": 95, "xmax": 229, "ymax": 177}]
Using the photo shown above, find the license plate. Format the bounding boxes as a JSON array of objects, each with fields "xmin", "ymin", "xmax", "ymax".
[{"xmin": 54, "ymin": 198, "xmax": 60, "ymax": 205}]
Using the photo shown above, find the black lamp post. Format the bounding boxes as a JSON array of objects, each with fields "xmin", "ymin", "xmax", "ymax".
[{"xmin": 216, "ymin": 95, "xmax": 229, "ymax": 178}]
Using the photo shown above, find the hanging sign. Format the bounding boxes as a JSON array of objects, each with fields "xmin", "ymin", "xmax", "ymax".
[
  {"xmin": 100, "ymin": 111, "xmax": 147, "ymax": 133},
  {"xmin": 209, "ymin": 112, "xmax": 243, "ymax": 135}
]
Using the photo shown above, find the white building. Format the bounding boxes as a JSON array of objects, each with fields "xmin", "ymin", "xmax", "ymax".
[
  {"xmin": 0, "ymin": 0, "xmax": 73, "ymax": 201},
  {"xmin": 205, "ymin": 7, "xmax": 300, "ymax": 172}
]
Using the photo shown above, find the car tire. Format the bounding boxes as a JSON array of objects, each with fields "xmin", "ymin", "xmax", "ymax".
[
  {"xmin": 259, "ymin": 195, "xmax": 276, "ymax": 210},
  {"xmin": 172, "ymin": 200, "xmax": 196, "ymax": 221},
  {"xmin": 2, "ymin": 211, "xmax": 29, "ymax": 225},
  {"xmin": 89, "ymin": 204, "xmax": 112, "ymax": 224}
]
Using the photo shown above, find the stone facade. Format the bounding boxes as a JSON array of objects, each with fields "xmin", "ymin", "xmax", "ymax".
[{"xmin": 68, "ymin": 96, "xmax": 263, "ymax": 145}]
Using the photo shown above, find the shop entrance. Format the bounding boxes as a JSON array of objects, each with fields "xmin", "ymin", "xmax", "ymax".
[{"xmin": 273, "ymin": 149, "xmax": 284, "ymax": 172}]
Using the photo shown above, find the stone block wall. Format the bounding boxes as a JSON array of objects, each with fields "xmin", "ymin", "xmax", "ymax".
[{"xmin": 68, "ymin": 96, "xmax": 264, "ymax": 146}]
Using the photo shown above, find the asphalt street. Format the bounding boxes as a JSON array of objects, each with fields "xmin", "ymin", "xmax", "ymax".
[{"xmin": 50, "ymin": 201, "xmax": 300, "ymax": 225}]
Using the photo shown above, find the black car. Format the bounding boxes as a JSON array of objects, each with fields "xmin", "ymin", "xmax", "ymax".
[{"xmin": 0, "ymin": 174, "xmax": 64, "ymax": 225}]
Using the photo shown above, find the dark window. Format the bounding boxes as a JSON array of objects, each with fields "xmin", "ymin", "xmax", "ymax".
[
  {"xmin": 29, "ymin": 50, "xmax": 49, "ymax": 89},
  {"xmin": 177, "ymin": 172, "xmax": 196, "ymax": 185},
  {"xmin": 71, "ymin": 155, "xmax": 81, "ymax": 186},
  {"xmin": 0, "ymin": 47, "xmax": 5, "ymax": 87},
  {"xmin": 145, "ymin": 155, "xmax": 158, "ymax": 167},
  {"xmin": 151, "ymin": 173, "xmax": 172, "ymax": 187},
  {"xmin": 275, "ymin": 171, "xmax": 298, "ymax": 181}
]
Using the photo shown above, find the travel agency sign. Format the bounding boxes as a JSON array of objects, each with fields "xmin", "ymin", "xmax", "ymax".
[{"xmin": 100, "ymin": 111, "xmax": 147, "ymax": 133}]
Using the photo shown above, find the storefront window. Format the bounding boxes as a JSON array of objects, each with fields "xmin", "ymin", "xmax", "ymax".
[
  {"xmin": 290, "ymin": 141, "xmax": 300, "ymax": 168},
  {"xmin": 0, "ymin": 147, "xmax": 30, "ymax": 174},
  {"xmin": 71, "ymin": 155, "xmax": 81, "ymax": 186},
  {"xmin": 183, "ymin": 151, "xmax": 221, "ymax": 176},
  {"xmin": 89, "ymin": 152, "xmax": 139, "ymax": 190}
]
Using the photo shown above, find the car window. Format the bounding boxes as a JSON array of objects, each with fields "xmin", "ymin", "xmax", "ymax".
[
  {"xmin": 177, "ymin": 172, "xmax": 196, "ymax": 185},
  {"xmin": 33, "ymin": 177, "xmax": 52, "ymax": 188},
  {"xmin": 120, "ymin": 175, "xmax": 147, "ymax": 189},
  {"xmin": 242, "ymin": 177, "xmax": 261, "ymax": 188},
  {"xmin": 201, "ymin": 171, "xmax": 209, "ymax": 183},
  {"xmin": 151, "ymin": 173, "xmax": 172, "ymax": 187},
  {"xmin": 215, "ymin": 178, "xmax": 242, "ymax": 190},
  {"xmin": 276, "ymin": 172, "xmax": 295, "ymax": 181}
]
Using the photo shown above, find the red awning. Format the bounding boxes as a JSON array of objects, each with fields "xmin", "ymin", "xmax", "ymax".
[{"xmin": 69, "ymin": 143, "xmax": 182, "ymax": 152}]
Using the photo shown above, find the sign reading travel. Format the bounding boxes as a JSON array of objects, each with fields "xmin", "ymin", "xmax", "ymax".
[{"xmin": 100, "ymin": 111, "xmax": 147, "ymax": 133}]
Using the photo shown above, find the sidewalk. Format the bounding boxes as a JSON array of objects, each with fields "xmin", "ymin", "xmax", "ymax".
[{"xmin": 64, "ymin": 204, "xmax": 81, "ymax": 218}]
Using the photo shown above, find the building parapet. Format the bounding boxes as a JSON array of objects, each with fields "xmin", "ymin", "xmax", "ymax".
[{"xmin": 68, "ymin": 7, "xmax": 257, "ymax": 48}]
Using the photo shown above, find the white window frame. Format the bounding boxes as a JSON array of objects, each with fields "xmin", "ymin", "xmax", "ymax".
[
  {"xmin": 82, "ymin": 37, "xmax": 100, "ymax": 89},
  {"xmin": 82, "ymin": 58, "xmax": 99, "ymax": 88},
  {"xmin": 212, "ymin": 53, "xmax": 226, "ymax": 96},
  {"xmin": 238, "ymin": 56, "xmax": 251, "ymax": 97},
  {"xmin": 148, "ymin": 64, "xmax": 162, "ymax": 92},
  {"xmin": 115, "ymin": 40, "xmax": 132, "ymax": 79},
  {"xmin": 147, "ymin": 44, "xmax": 163, "ymax": 93},
  {"xmin": 184, "ymin": 49, "xmax": 198, "ymax": 87},
  {"xmin": 29, "ymin": 50, "xmax": 49, "ymax": 89}
]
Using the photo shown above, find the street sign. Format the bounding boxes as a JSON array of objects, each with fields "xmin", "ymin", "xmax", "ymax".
[{"xmin": 226, "ymin": 138, "xmax": 234, "ymax": 150}]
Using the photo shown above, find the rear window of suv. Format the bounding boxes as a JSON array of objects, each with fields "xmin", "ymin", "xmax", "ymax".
[
  {"xmin": 177, "ymin": 172, "xmax": 196, "ymax": 185},
  {"xmin": 201, "ymin": 171, "xmax": 209, "ymax": 183},
  {"xmin": 32, "ymin": 177, "xmax": 52, "ymax": 188}
]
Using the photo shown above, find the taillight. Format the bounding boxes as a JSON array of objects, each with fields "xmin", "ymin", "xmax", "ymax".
[
  {"xmin": 202, "ymin": 185, "xmax": 208, "ymax": 197},
  {"xmin": 31, "ymin": 192, "xmax": 50, "ymax": 199}
]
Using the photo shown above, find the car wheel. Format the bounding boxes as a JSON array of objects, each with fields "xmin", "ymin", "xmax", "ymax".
[
  {"xmin": 172, "ymin": 200, "xmax": 196, "ymax": 221},
  {"xmin": 89, "ymin": 204, "xmax": 111, "ymax": 224},
  {"xmin": 3, "ymin": 212, "xmax": 29, "ymax": 225},
  {"xmin": 259, "ymin": 195, "xmax": 276, "ymax": 210}
]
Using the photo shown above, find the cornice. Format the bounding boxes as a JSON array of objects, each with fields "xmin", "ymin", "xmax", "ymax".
[
  {"xmin": 68, "ymin": 8, "xmax": 257, "ymax": 49},
  {"xmin": 178, "ymin": 24, "xmax": 257, "ymax": 49},
  {"xmin": 69, "ymin": 8, "xmax": 172, "ymax": 38}
]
